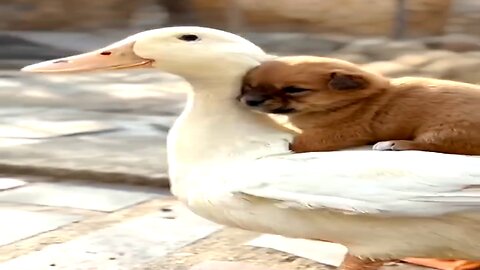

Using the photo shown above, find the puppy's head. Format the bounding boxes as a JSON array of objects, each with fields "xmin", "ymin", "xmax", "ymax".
[{"xmin": 238, "ymin": 56, "xmax": 389, "ymax": 115}]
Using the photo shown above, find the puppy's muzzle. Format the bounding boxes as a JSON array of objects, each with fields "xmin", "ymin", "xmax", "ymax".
[{"xmin": 240, "ymin": 94, "xmax": 269, "ymax": 107}]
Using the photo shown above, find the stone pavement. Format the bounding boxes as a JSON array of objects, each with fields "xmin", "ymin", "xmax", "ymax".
[
  {"xmin": 0, "ymin": 175, "xmax": 218, "ymax": 269},
  {"xmin": 0, "ymin": 69, "xmax": 188, "ymax": 185},
  {"xmin": 0, "ymin": 175, "xmax": 430, "ymax": 270}
]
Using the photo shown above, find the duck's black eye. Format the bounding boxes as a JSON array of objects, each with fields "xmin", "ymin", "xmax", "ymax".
[
  {"xmin": 282, "ymin": 86, "xmax": 310, "ymax": 94},
  {"xmin": 178, "ymin": 34, "xmax": 200, "ymax": 42}
]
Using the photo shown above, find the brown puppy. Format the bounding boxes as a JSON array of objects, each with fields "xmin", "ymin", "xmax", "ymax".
[{"xmin": 238, "ymin": 56, "xmax": 480, "ymax": 155}]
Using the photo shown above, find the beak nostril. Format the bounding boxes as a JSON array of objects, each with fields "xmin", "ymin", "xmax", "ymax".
[{"xmin": 100, "ymin": 51, "xmax": 112, "ymax": 56}]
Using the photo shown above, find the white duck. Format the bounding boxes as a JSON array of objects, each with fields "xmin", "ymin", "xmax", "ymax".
[{"xmin": 22, "ymin": 27, "xmax": 480, "ymax": 270}]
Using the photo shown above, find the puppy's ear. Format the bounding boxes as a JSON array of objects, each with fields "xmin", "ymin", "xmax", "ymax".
[
  {"xmin": 242, "ymin": 66, "xmax": 259, "ymax": 84},
  {"xmin": 327, "ymin": 72, "xmax": 369, "ymax": 91}
]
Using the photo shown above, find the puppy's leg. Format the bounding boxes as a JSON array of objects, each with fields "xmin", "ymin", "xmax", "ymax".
[
  {"xmin": 415, "ymin": 128, "xmax": 480, "ymax": 155},
  {"xmin": 290, "ymin": 127, "xmax": 372, "ymax": 153}
]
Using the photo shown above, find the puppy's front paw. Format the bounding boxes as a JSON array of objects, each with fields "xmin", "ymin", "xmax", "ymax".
[
  {"xmin": 289, "ymin": 142, "xmax": 309, "ymax": 153},
  {"xmin": 372, "ymin": 140, "xmax": 413, "ymax": 151}
]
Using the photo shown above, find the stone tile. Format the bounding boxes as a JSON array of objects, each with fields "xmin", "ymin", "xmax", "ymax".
[
  {"xmin": 0, "ymin": 34, "xmax": 77, "ymax": 61},
  {"xmin": 0, "ymin": 205, "xmax": 221, "ymax": 270},
  {"xmin": 0, "ymin": 120, "xmax": 119, "ymax": 139},
  {"xmin": 0, "ymin": 108, "xmax": 48, "ymax": 117},
  {"xmin": 246, "ymin": 234, "xmax": 347, "ymax": 267},
  {"xmin": 247, "ymin": 236, "xmax": 441, "ymax": 269},
  {"xmin": 0, "ymin": 138, "xmax": 41, "ymax": 148},
  {"xmin": 0, "ymin": 70, "xmax": 187, "ymax": 109},
  {"xmin": 0, "ymin": 209, "xmax": 80, "ymax": 246},
  {"xmin": 0, "ymin": 178, "xmax": 26, "ymax": 190},
  {"xmin": 140, "ymin": 227, "xmax": 334, "ymax": 270},
  {"xmin": 190, "ymin": 261, "xmax": 281, "ymax": 270},
  {"xmin": 0, "ymin": 135, "xmax": 169, "ymax": 182},
  {"xmin": 0, "ymin": 182, "xmax": 165, "ymax": 212},
  {"xmin": 7, "ymin": 31, "xmax": 134, "ymax": 52},
  {"xmin": 0, "ymin": 124, "xmax": 52, "ymax": 139},
  {"xmin": 150, "ymin": 115, "xmax": 178, "ymax": 133}
]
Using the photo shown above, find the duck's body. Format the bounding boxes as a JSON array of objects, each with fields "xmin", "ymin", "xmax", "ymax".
[
  {"xmin": 189, "ymin": 195, "xmax": 480, "ymax": 260},
  {"xmin": 22, "ymin": 26, "xmax": 480, "ymax": 270}
]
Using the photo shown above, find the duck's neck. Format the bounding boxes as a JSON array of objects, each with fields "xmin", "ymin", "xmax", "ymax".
[{"xmin": 167, "ymin": 78, "xmax": 293, "ymax": 190}]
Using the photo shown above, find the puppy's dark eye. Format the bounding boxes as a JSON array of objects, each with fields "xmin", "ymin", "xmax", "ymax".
[
  {"xmin": 177, "ymin": 34, "xmax": 200, "ymax": 42},
  {"xmin": 282, "ymin": 86, "xmax": 310, "ymax": 94}
]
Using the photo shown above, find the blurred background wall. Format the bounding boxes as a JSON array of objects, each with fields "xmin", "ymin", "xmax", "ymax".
[
  {"xmin": 0, "ymin": 0, "xmax": 478, "ymax": 37},
  {"xmin": 4, "ymin": 0, "xmax": 480, "ymax": 82}
]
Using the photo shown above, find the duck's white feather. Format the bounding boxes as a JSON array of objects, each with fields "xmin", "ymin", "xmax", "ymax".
[{"xmin": 220, "ymin": 150, "xmax": 480, "ymax": 217}]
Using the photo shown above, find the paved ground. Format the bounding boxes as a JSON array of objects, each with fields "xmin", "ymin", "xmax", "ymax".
[
  {"xmin": 0, "ymin": 175, "xmax": 430, "ymax": 270},
  {"xmin": 0, "ymin": 69, "xmax": 188, "ymax": 185}
]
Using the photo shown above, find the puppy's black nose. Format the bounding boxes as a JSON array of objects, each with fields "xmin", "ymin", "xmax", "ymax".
[{"xmin": 243, "ymin": 95, "xmax": 267, "ymax": 107}]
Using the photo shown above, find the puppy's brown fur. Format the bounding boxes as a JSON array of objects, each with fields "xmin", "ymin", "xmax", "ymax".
[{"xmin": 238, "ymin": 56, "xmax": 480, "ymax": 155}]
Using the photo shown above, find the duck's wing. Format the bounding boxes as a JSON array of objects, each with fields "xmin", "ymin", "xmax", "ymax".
[{"xmin": 226, "ymin": 150, "xmax": 480, "ymax": 217}]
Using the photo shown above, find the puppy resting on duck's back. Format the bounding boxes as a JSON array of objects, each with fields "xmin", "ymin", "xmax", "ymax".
[{"xmin": 238, "ymin": 56, "xmax": 480, "ymax": 155}]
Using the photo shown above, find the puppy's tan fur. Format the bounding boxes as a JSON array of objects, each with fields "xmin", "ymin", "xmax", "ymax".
[{"xmin": 239, "ymin": 56, "xmax": 480, "ymax": 155}]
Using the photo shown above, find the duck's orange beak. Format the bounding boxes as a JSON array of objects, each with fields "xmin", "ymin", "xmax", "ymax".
[{"xmin": 21, "ymin": 41, "xmax": 153, "ymax": 73}]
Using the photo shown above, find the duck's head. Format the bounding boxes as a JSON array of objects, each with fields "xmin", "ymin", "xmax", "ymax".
[{"xmin": 21, "ymin": 27, "xmax": 268, "ymax": 86}]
